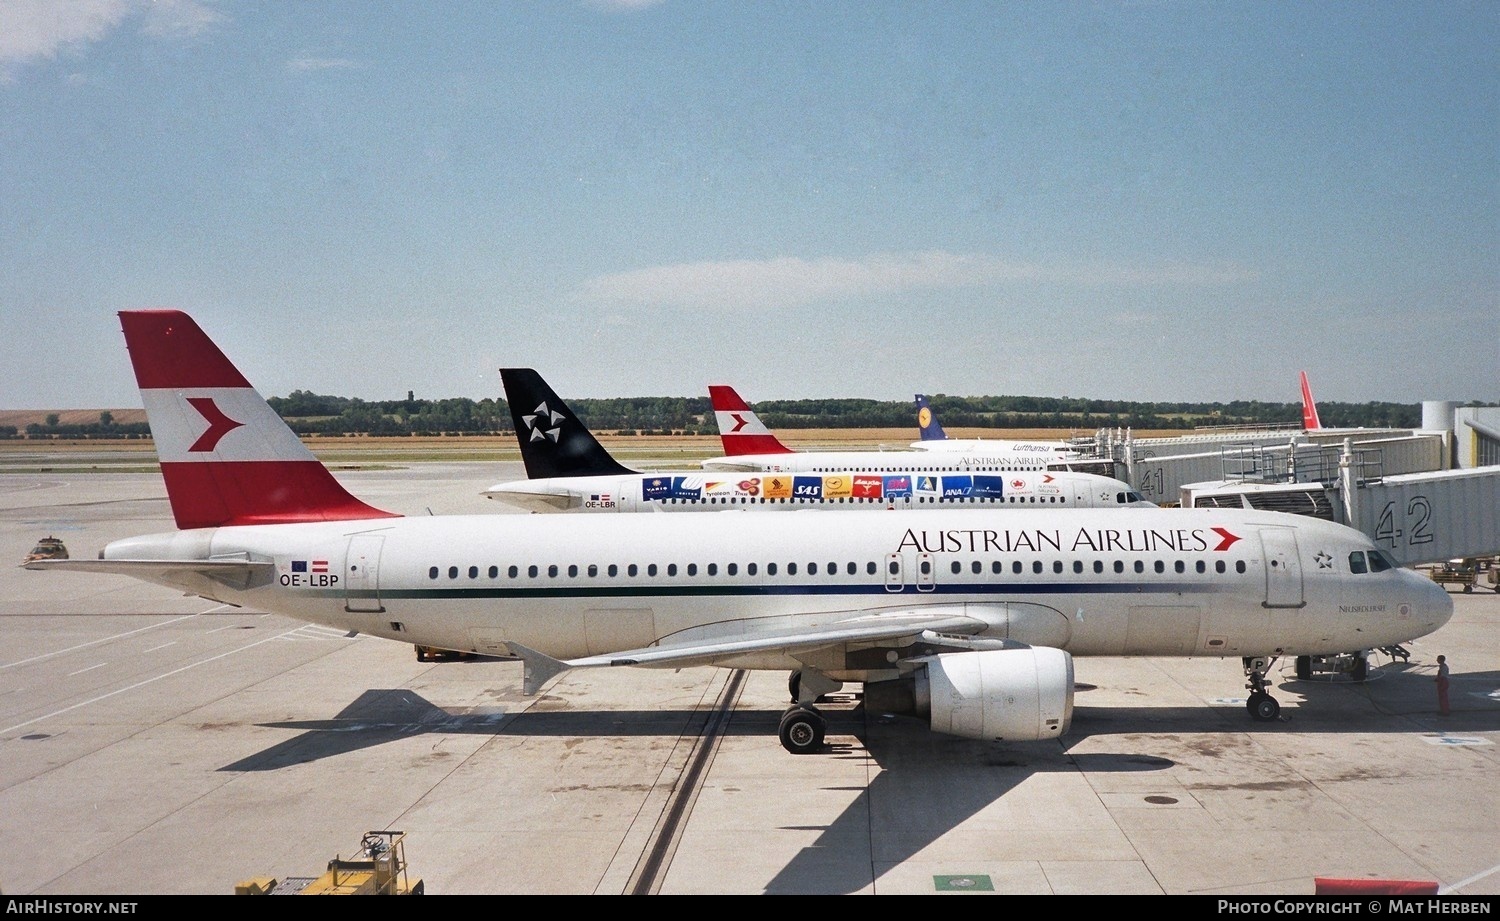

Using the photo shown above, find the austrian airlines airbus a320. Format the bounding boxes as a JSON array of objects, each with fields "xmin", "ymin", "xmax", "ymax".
[
  {"xmin": 28, "ymin": 311, "xmax": 1453, "ymax": 754},
  {"xmin": 702, "ymin": 384, "xmax": 1090, "ymax": 474}
]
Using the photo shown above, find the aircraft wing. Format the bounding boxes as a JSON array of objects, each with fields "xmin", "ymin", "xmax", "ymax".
[
  {"xmin": 508, "ymin": 607, "xmax": 989, "ymax": 694},
  {"xmin": 23, "ymin": 558, "xmax": 275, "ymax": 596}
]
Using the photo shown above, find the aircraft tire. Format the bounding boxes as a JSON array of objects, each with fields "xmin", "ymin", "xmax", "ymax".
[
  {"xmin": 1351, "ymin": 655, "xmax": 1368, "ymax": 682},
  {"xmin": 778, "ymin": 706, "xmax": 826, "ymax": 754},
  {"xmin": 1295, "ymin": 656, "xmax": 1312, "ymax": 680},
  {"xmin": 1250, "ymin": 695, "xmax": 1280, "ymax": 722},
  {"xmin": 788, "ymin": 670, "xmax": 801, "ymax": 703}
]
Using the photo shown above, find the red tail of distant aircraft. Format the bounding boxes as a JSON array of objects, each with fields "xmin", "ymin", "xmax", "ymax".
[
  {"xmin": 708, "ymin": 384, "xmax": 794, "ymax": 455},
  {"xmin": 1299, "ymin": 371, "xmax": 1323, "ymax": 431}
]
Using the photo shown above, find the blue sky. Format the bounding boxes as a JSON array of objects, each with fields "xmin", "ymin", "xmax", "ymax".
[{"xmin": 2, "ymin": 1, "xmax": 1495, "ymax": 410}]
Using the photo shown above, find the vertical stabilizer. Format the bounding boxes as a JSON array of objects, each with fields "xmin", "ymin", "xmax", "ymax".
[
  {"xmin": 708, "ymin": 385, "xmax": 793, "ymax": 455},
  {"xmin": 915, "ymin": 394, "xmax": 948, "ymax": 441},
  {"xmin": 1299, "ymin": 371, "xmax": 1323, "ymax": 431},
  {"xmin": 499, "ymin": 369, "xmax": 636, "ymax": 478},
  {"xmin": 119, "ymin": 310, "xmax": 399, "ymax": 529}
]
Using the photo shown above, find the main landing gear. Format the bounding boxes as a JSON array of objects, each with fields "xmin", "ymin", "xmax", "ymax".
[
  {"xmin": 780, "ymin": 669, "xmax": 843, "ymax": 754},
  {"xmin": 1243, "ymin": 656, "xmax": 1281, "ymax": 722}
]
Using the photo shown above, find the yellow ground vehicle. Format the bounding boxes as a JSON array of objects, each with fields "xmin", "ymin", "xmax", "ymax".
[
  {"xmin": 1428, "ymin": 557, "xmax": 1499, "ymax": 593},
  {"xmin": 22, "ymin": 536, "xmax": 68, "ymax": 564},
  {"xmin": 234, "ymin": 830, "xmax": 424, "ymax": 895}
]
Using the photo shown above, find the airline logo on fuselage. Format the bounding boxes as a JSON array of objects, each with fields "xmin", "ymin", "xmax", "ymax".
[{"xmin": 896, "ymin": 526, "xmax": 1239, "ymax": 555}]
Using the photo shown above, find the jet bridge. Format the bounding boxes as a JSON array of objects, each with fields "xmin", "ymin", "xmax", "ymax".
[{"xmin": 1181, "ymin": 455, "xmax": 1500, "ymax": 567}]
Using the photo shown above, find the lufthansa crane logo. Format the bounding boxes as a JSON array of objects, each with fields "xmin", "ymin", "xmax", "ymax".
[
  {"xmin": 918, "ymin": 407, "xmax": 932, "ymax": 427},
  {"xmin": 186, "ymin": 397, "xmax": 244, "ymax": 452}
]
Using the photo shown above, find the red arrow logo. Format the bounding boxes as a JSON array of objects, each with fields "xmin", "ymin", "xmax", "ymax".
[
  {"xmin": 1211, "ymin": 527, "xmax": 1243, "ymax": 552},
  {"xmin": 186, "ymin": 397, "xmax": 245, "ymax": 452},
  {"xmin": 729, "ymin": 413, "xmax": 749, "ymax": 433}
]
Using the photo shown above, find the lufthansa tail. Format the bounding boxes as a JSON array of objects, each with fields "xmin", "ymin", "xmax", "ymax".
[
  {"xmin": 915, "ymin": 394, "xmax": 948, "ymax": 441},
  {"xmin": 120, "ymin": 310, "xmax": 398, "ymax": 530},
  {"xmin": 500, "ymin": 368, "xmax": 636, "ymax": 479}
]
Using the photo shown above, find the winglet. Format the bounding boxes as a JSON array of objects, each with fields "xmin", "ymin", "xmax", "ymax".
[
  {"xmin": 915, "ymin": 394, "xmax": 948, "ymax": 441},
  {"xmin": 499, "ymin": 369, "xmax": 636, "ymax": 478},
  {"xmin": 506, "ymin": 642, "xmax": 572, "ymax": 695},
  {"xmin": 119, "ymin": 310, "xmax": 398, "ymax": 529},
  {"xmin": 1299, "ymin": 371, "xmax": 1323, "ymax": 431},
  {"xmin": 707, "ymin": 385, "xmax": 793, "ymax": 455}
]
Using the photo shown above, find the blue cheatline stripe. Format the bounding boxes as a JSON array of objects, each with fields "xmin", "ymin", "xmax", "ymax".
[{"xmin": 309, "ymin": 580, "xmax": 1234, "ymax": 602}]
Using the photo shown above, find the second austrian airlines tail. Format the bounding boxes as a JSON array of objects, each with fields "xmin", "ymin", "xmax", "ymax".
[
  {"xmin": 120, "ymin": 310, "xmax": 398, "ymax": 530},
  {"xmin": 708, "ymin": 385, "xmax": 793, "ymax": 455},
  {"xmin": 1299, "ymin": 371, "xmax": 1323, "ymax": 431}
]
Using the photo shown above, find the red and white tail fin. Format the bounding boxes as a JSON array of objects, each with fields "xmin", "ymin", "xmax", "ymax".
[
  {"xmin": 707, "ymin": 385, "xmax": 793, "ymax": 455},
  {"xmin": 120, "ymin": 310, "xmax": 399, "ymax": 529},
  {"xmin": 1298, "ymin": 370, "xmax": 1323, "ymax": 431}
]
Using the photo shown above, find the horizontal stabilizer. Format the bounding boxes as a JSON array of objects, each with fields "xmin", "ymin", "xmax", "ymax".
[{"xmin": 23, "ymin": 557, "xmax": 275, "ymax": 595}]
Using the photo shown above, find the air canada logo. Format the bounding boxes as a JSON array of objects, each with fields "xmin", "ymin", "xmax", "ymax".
[
  {"xmin": 186, "ymin": 397, "xmax": 244, "ymax": 452},
  {"xmin": 522, "ymin": 401, "xmax": 565, "ymax": 443}
]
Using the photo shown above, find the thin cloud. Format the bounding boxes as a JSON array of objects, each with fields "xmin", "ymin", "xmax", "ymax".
[
  {"xmin": 0, "ymin": 0, "xmax": 220, "ymax": 68},
  {"xmin": 286, "ymin": 57, "xmax": 362, "ymax": 72},
  {"xmin": 577, "ymin": 251, "xmax": 1255, "ymax": 311}
]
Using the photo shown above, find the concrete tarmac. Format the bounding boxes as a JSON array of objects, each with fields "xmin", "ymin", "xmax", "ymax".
[{"xmin": 1, "ymin": 463, "xmax": 1496, "ymax": 896}]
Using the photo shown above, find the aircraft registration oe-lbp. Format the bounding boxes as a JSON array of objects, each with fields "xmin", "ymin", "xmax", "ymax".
[
  {"xmin": 26, "ymin": 311, "xmax": 1453, "ymax": 754},
  {"xmin": 483, "ymin": 367, "xmax": 1154, "ymax": 513}
]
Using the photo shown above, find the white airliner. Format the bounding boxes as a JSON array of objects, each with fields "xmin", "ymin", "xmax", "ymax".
[
  {"xmin": 27, "ymin": 311, "xmax": 1453, "ymax": 754},
  {"xmin": 909, "ymin": 393, "xmax": 1087, "ymax": 456},
  {"xmin": 485, "ymin": 369, "xmax": 1153, "ymax": 512},
  {"xmin": 703, "ymin": 384, "xmax": 1081, "ymax": 473}
]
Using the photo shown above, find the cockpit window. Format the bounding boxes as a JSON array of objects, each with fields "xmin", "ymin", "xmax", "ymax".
[
  {"xmin": 1368, "ymin": 550, "xmax": 1395, "ymax": 572},
  {"xmin": 1349, "ymin": 552, "xmax": 1368, "ymax": 574}
]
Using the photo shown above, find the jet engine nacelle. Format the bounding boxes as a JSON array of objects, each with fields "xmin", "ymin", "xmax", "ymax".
[{"xmin": 864, "ymin": 647, "xmax": 1074, "ymax": 742}]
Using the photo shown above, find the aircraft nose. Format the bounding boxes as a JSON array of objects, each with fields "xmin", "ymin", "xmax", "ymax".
[{"xmin": 1415, "ymin": 570, "xmax": 1454, "ymax": 630}]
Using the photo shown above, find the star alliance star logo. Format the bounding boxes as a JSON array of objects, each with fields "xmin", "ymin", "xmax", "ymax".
[
  {"xmin": 522, "ymin": 401, "xmax": 565, "ymax": 443},
  {"xmin": 1314, "ymin": 551, "xmax": 1333, "ymax": 569}
]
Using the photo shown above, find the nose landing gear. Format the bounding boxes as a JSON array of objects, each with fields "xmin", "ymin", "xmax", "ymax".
[{"xmin": 1244, "ymin": 656, "xmax": 1282, "ymax": 722}]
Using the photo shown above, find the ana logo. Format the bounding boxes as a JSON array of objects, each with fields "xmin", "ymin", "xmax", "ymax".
[
  {"xmin": 186, "ymin": 397, "xmax": 244, "ymax": 452},
  {"xmin": 522, "ymin": 401, "xmax": 565, "ymax": 443}
]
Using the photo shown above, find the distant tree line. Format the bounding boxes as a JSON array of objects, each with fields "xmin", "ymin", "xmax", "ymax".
[{"xmin": 3, "ymin": 392, "xmax": 1437, "ymax": 439}]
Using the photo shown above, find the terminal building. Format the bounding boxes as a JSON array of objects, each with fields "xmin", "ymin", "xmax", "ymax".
[{"xmin": 1059, "ymin": 401, "xmax": 1500, "ymax": 570}]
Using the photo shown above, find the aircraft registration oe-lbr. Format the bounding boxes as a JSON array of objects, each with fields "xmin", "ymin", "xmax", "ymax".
[
  {"xmin": 702, "ymin": 384, "xmax": 1080, "ymax": 474},
  {"xmin": 484, "ymin": 368, "xmax": 1154, "ymax": 513},
  {"xmin": 26, "ymin": 311, "xmax": 1453, "ymax": 754}
]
